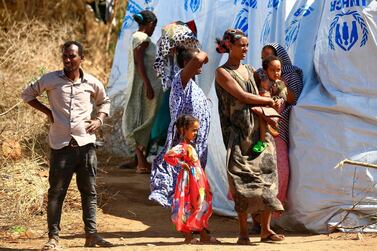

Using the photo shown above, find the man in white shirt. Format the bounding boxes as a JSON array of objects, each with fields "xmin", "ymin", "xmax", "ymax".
[{"xmin": 21, "ymin": 41, "xmax": 113, "ymax": 249}]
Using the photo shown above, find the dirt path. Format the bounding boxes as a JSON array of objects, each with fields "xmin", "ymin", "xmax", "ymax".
[{"xmin": 1, "ymin": 165, "xmax": 377, "ymax": 250}]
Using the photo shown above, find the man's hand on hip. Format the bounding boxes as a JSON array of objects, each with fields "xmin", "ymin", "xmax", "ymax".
[{"xmin": 85, "ymin": 119, "xmax": 102, "ymax": 134}]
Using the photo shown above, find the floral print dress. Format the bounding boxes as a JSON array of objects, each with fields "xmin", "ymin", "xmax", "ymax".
[{"xmin": 164, "ymin": 142, "xmax": 212, "ymax": 233}]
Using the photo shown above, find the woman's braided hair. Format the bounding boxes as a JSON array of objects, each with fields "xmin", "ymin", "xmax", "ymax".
[{"xmin": 216, "ymin": 28, "xmax": 246, "ymax": 54}]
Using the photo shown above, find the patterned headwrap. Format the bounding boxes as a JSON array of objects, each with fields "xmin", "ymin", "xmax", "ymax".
[{"xmin": 154, "ymin": 21, "xmax": 200, "ymax": 90}]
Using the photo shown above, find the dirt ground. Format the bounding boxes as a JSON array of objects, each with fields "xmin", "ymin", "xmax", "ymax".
[{"xmin": 1, "ymin": 160, "xmax": 377, "ymax": 251}]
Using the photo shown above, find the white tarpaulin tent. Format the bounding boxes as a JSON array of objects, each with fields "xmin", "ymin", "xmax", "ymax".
[{"xmin": 107, "ymin": 0, "xmax": 377, "ymax": 233}]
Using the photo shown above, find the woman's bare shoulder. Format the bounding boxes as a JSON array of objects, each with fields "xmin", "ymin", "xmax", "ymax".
[{"xmin": 215, "ymin": 66, "xmax": 230, "ymax": 77}]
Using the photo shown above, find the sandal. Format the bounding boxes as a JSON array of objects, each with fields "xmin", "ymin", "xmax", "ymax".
[
  {"xmin": 260, "ymin": 233, "xmax": 285, "ymax": 242},
  {"xmin": 41, "ymin": 238, "xmax": 60, "ymax": 251},
  {"xmin": 236, "ymin": 236, "xmax": 252, "ymax": 245},
  {"xmin": 184, "ymin": 238, "xmax": 200, "ymax": 244},
  {"xmin": 85, "ymin": 234, "xmax": 114, "ymax": 247},
  {"xmin": 200, "ymin": 236, "xmax": 221, "ymax": 244}
]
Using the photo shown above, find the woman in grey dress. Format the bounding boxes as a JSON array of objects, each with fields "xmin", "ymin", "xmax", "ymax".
[
  {"xmin": 215, "ymin": 29, "xmax": 284, "ymax": 245},
  {"xmin": 122, "ymin": 10, "xmax": 162, "ymax": 173}
]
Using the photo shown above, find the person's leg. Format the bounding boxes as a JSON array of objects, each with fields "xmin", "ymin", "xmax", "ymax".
[
  {"xmin": 260, "ymin": 211, "xmax": 272, "ymax": 236},
  {"xmin": 76, "ymin": 144, "xmax": 97, "ymax": 235},
  {"xmin": 183, "ymin": 232, "xmax": 199, "ymax": 244},
  {"xmin": 260, "ymin": 117, "xmax": 267, "ymax": 142},
  {"xmin": 237, "ymin": 211, "xmax": 251, "ymax": 245},
  {"xmin": 135, "ymin": 145, "xmax": 151, "ymax": 173},
  {"xmin": 260, "ymin": 210, "xmax": 284, "ymax": 242},
  {"xmin": 233, "ymin": 192, "xmax": 252, "ymax": 245},
  {"xmin": 76, "ymin": 144, "xmax": 113, "ymax": 247},
  {"xmin": 199, "ymin": 229, "xmax": 221, "ymax": 244},
  {"xmin": 252, "ymin": 106, "xmax": 279, "ymax": 137},
  {"xmin": 249, "ymin": 213, "xmax": 261, "ymax": 234},
  {"xmin": 267, "ymin": 117, "xmax": 280, "ymax": 137},
  {"xmin": 251, "ymin": 107, "xmax": 270, "ymax": 153},
  {"xmin": 251, "ymin": 107, "xmax": 264, "ymax": 141},
  {"xmin": 275, "ymin": 137, "xmax": 289, "ymax": 204},
  {"xmin": 251, "ymin": 213, "xmax": 261, "ymax": 225},
  {"xmin": 252, "ymin": 115, "xmax": 268, "ymax": 153},
  {"xmin": 47, "ymin": 147, "xmax": 75, "ymax": 240}
]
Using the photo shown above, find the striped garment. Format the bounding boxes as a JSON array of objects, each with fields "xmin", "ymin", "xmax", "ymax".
[{"xmin": 256, "ymin": 43, "xmax": 303, "ymax": 144}]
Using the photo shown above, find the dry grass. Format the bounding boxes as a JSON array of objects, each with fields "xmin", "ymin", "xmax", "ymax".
[
  {"xmin": 0, "ymin": 159, "xmax": 48, "ymax": 226},
  {"xmin": 0, "ymin": 18, "xmax": 76, "ymax": 230},
  {"xmin": 0, "ymin": 0, "xmax": 128, "ymax": 232}
]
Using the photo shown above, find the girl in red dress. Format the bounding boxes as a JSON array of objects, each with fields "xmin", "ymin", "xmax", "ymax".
[{"xmin": 164, "ymin": 114, "xmax": 219, "ymax": 244}]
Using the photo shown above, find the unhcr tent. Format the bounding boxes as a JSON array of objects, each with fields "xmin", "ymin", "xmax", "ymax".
[{"xmin": 107, "ymin": 0, "xmax": 377, "ymax": 233}]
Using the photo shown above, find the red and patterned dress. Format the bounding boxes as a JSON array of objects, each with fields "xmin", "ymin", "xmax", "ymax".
[{"xmin": 163, "ymin": 142, "xmax": 212, "ymax": 233}]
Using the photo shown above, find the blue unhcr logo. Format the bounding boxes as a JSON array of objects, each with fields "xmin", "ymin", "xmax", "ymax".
[
  {"xmin": 233, "ymin": 0, "xmax": 257, "ymax": 8},
  {"xmin": 328, "ymin": 10, "xmax": 369, "ymax": 51},
  {"xmin": 234, "ymin": 8, "xmax": 249, "ymax": 34},
  {"xmin": 293, "ymin": 5, "xmax": 314, "ymax": 17},
  {"xmin": 232, "ymin": 1, "xmax": 257, "ymax": 35},
  {"xmin": 285, "ymin": 5, "xmax": 314, "ymax": 49},
  {"xmin": 285, "ymin": 20, "xmax": 299, "ymax": 50},
  {"xmin": 260, "ymin": 0, "xmax": 281, "ymax": 44},
  {"xmin": 184, "ymin": 0, "xmax": 201, "ymax": 13},
  {"xmin": 260, "ymin": 12, "xmax": 272, "ymax": 44},
  {"xmin": 329, "ymin": 0, "xmax": 367, "ymax": 12},
  {"xmin": 120, "ymin": 0, "xmax": 143, "ymax": 36},
  {"xmin": 267, "ymin": 0, "xmax": 280, "ymax": 9}
]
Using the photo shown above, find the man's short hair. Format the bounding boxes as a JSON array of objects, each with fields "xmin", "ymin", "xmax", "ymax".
[{"xmin": 62, "ymin": 41, "xmax": 84, "ymax": 58}]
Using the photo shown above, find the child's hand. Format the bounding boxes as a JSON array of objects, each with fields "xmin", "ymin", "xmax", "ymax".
[{"xmin": 273, "ymin": 98, "xmax": 284, "ymax": 110}]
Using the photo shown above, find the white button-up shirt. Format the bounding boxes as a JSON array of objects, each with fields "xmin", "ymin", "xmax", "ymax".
[{"xmin": 21, "ymin": 70, "xmax": 110, "ymax": 149}]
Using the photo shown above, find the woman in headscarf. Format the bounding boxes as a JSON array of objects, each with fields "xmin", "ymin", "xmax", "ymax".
[
  {"xmin": 255, "ymin": 43, "xmax": 304, "ymax": 204},
  {"xmin": 121, "ymin": 10, "xmax": 162, "ymax": 174}
]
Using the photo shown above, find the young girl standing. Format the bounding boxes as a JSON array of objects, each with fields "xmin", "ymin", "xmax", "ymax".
[{"xmin": 164, "ymin": 115, "xmax": 219, "ymax": 244}]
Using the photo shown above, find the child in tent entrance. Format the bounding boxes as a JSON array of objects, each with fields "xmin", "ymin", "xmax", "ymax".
[
  {"xmin": 163, "ymin": 115, "xmax": 219, "ymax": 244},
  {"xmin": 251, "ymin": 55, "xmax": 287, "ymax": 153}
]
